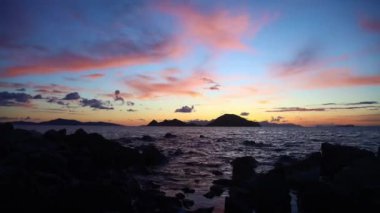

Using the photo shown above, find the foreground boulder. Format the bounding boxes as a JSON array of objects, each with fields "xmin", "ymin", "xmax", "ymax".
[
  {"xmin": 231, "ymin": 156, "xmax": 257, "ymax": 183},
  {"xmin": 225, "ymin": 156, "xmax": 290, "ymax": 213},
  {"xmin": 320, "ymin": 142, "xmax": 375, "ymax": 178},
  {"xmin": 223, "ymin": 143, "xmax": 379, "ymax": 213},
  {"xmin": 0, "ymin": 123, "xmax": 180, "ymax": 212}
]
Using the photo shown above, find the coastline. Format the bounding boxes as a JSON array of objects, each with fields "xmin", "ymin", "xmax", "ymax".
[{"xmin": 1, "ymin": 123, "xmax": 379, "ymax": 212}]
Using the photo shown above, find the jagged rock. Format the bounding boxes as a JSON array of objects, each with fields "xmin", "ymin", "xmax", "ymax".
[
  {"xmin": 204, "ymin": 184, "xmax": 224, "ymax": 199},
  {"xmin": 213, "ymin": 179, "xmax": 233, "ymax": 187},
  {"xmin": 187, "ymin": 207, "xmax": 214, "ymax": 213},
  {"xmin": 164, "ymin": 133, "xmax": 177, "ymax": 138},
  {"xmin": 243, "ymin": 140, "xmax": 270, "ymax": 147},
  {"xmin": 0, "ymin": 122, "xmax": 14, "ymax": 133},
  {"xmin": 0, "ymin": 126, "xmax": 176, "ymax": 212},
  {"xmin": 321, "ymin": 143, "xmax": 375, "ymax": 178},
  {"xmin": 211, "ymin": 170, "xmax": 223, "ymax": 176},
  {"xmin": 141, "ymin": 135, "xmax": 155, "ymax": 142},
  {"xmin": 231, "ymin": 156, "xmax": 258, "ymax": 183},
  {"xmin": 176, "ymin": 192, "xmax": 185, "ymax": 200},
  {"xmin": 181, "ymin": 187, "xmax": 195, "ymax": 194},
  {"xmin": 43, "ymin": 129, "xmax": 67, "ymax": 141},
  {"xmin": 183, "ymin": 199, "xmax": 194, "ymax": 209}
]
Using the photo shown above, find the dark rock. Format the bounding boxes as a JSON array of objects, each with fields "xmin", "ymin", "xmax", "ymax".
[
  {"xmin": 141, "ymin": 135, "xmax": 155, "ymax": 142},
  {"xmin": 181, "ymin": 187, "xmax": 195, "ymax": 194},
  {"xmin": 183, "ymin": 199, "xmax": 194, "ymax": 209},
  {"xmin": 242, "ymin": 140, "xmax": 270, "ymax": 147},
  {"xmin": 274, "ymin": 155, "xmax": 298, "ymax": 167},
  {"xmin": 254, "ymin": 168, "xmax": 291, "ymax": 213},
  {"xmin": 203, "ymin": 191, "xmax": 215, "ymax": 199},
  {"xmin": 199, "ymin": 135, "xmax": 206, "ymax": 138},
  {"xmin": 204, "ymin": 184, "xmax": 224, "ymax": 199},
  {"xmin": 211, "ymin": 170, "xmax": 223, "ymax": 176},
  {"xmin": 231, "ymin": 156, "xmax": 258, "ymax": 183},
  {"xmin": 138, "ymin": 144, "xmax": 167, "ymax": 165},
  {"xmin": 213, "ymin": 179, "xmax": 233, "ymax": 187},
  {"xmin": 43, "ymin": 129, "xmax": 66, "ymax": 141},
  {"xmin": 321, "ymin": 143, "xmax": 375, "ymax": 178},
  {"xmin": 176, "ymin": 192, "xmax": 185, "ymax": 200},
  {"xmin": 0, "ymin": 126, "xmax": 178, "ymax": 213},
  {"xmin": 187, "ymin": 207, "xmax": 214, "ymax": 213},
  {"xmin": 173, "ymin": 148, "xmax": 183, "ymax": 156},
  {"xmin": 164, "ymin": 133, "xmax": 177, "ymax": 138},
  {"xmin": 0, "ymin": 122, "xmax": 14, "ymax": 133},
  {"xmin": 74, "ymin": 128, "xmax": 87, "ymax": 136}
]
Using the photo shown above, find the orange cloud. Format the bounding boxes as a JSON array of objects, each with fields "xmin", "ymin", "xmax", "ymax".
[
  {"xmin": 161, "ymin": 5, "xmax": 275, "ymax": 51},
  {"xmin": 125, "ymin": 69, "xmax": 215, "ymax": 99}
]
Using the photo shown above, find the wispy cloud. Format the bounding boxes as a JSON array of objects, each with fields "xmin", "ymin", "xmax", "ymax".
[
  {"xmin": 271, "ymin": 44, "xmax": 380, "ymax": 89},
  {"xmin": 82, "ymin": 73, "xmax": 105, "ymax": 79},
  {"xmin": 360, "ymin": 16, "xmax": 380, "ymax": 33},
  {"xmin": 160, "ymin": 4, "xmax": 276, "ymax": 52},
  {"xmin": 126, "ymin": 68, "xmax": 215, "ymax": 99},
  {"xmin": 267, "ymin": 105, "xmax": 380, "ymax": 113},
  {"xmin": 266, "ymin": 107, "xmax": 325, "ymax": 112}
]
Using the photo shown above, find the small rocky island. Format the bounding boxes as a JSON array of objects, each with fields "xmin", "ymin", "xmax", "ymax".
[
  {"xmin": 148, "ymin": 114, "xmax": 260, "ymax": 127},
  {"xmin": 207, "ymin": 114, "xmax": 260, "ymax": 127}
]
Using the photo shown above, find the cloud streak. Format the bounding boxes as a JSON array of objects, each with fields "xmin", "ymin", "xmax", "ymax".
[
  {"xmin": 126, "ymin": 69, "xmax": 215, "ymax": 99},
  {"xmin": 0, "ymin": 91, "xmax": 32, "ymax": 106},
  {"xmin": 160, "ymin": 4, "xmax": 275, "ymax": 52}
]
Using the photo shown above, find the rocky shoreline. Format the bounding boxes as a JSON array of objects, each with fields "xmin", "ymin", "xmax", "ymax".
[{"xmin": 1, "ymin": 123, "xmax": 379, "ymax": 212}]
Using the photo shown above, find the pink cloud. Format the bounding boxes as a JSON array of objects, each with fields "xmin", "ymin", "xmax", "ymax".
[
  {"xmin": 302, "ymin": 68, "xmax": 380, "ymax": 89},
  {"xmin": 82, "ymin": 73, "xmax": 105, "ymax": 79},
  {"xmin": 160, "ymin": 5, "xmax": 276, "ymax": 51},
  {"xmin": 1, "ymin": 34, "xmax": 186, "ymax": 78},
  {"xmin": 125, "ymin": 69, "xmax": 216, "ymax": 99},
  {"xmin": 270, "ymin": 44, "xmax": 380, "ymax": 89},
  {"xmin": 0, "ymin": 81, "xmax": 80, "ymax": 94},
  {"xmin": 360, "ymin": 17, "xmax": 380, "ymax": 33}
]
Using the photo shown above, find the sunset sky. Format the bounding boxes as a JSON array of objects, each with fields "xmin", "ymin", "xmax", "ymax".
[{"xmin": 1, "ymin": 0, "xmax": 380, "ymax": 126}]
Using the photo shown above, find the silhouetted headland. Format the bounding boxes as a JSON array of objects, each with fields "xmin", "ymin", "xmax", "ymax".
[
  {"xmin": 12, "ymin": 118, "xmax": 122, "ymax": 126},
  {"xmin": 147, "ymin": 119, "xmax": 197, "ymax": 127},
  {"xmin": 207, "ymin": 114, "xmax": 260, "ymax": 127},
  {"xmin": 259, "ymin": 121, "xmax": 302, "ymax": 127},
  {"xmin": 148, "ymin": 114, "xmax": 261, "ymax": 127}
]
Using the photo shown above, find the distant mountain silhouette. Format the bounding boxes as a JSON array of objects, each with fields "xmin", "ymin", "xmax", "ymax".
[
  {"xmin": 207, "ymin": 114, "xmax": 260, "ymax": 127},
  {"xmin": 259, "ymin": 121, "xmax": 302, "ymax": 127},
  {"xmin": 12, "ymin": 118, "xmax": 122, "ymax": 126},
  {"xmin": 147, "ymin": 119, "xmax": 197, "ymax": 127}
]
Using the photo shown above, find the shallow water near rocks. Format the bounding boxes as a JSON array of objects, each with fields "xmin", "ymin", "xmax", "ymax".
[{"xmin": 16, "ymin": 125, "xmax": 380, "ymax": 212}]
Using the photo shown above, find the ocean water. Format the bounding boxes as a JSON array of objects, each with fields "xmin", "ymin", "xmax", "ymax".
[{"xmin": 15, "ymin": 125, "xmax": 380, "ymax": 212}]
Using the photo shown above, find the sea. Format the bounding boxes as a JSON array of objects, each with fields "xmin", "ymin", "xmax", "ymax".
[{"xmin": 15, "ymin": 125, "xmax": 380, "ymax": 212}]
